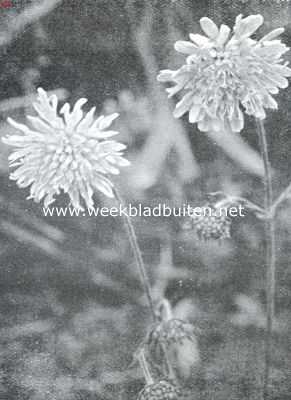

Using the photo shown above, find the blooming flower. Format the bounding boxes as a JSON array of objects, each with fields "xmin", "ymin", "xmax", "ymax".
[
  {"xmin": 3, "ymin": 88, "xmax": 130, "ymax": 209},
  {"xmin": 157, "ymin": 14, "xmax": 291, "ymax": 133}
]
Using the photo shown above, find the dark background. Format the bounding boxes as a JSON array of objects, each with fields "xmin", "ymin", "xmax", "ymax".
[{"xmin": 0, "ymin": 1, "xmax": 291, "ymax": 399}]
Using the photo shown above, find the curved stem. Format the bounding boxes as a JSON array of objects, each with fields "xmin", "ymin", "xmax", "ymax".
[
  {"xmin": 113, "ymin": 187, "xmax": 156, "ymax": 321},
  {"xmin": 256, "ymin": 119, "xmax": 276, "ymax": 400},
  {"xmin": 214, "ymin": 196, "xmax": 265, "ymax": 216}
]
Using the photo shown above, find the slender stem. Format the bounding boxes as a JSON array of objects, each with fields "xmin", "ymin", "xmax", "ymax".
[
  {"xmin": 270, "ymin": 181, "xmax": 291, "ymax": 216},
  {"xmin": 113, "ymin": 189, "xmax": 175, "ymax": 380},
  {"xmin": 256, "ymin": 119, "xmax": 276, "ymax": 400},
  {"xmin": 113, "ymin": 187, "xmax": 156, "ymax": 321},
  {"xmin": 161, "ymin": 343, "xmax": 176, "ymax": 380},
  {"xmin": 158, "ymin": 299, "xmax": 176, "ymax": 379},
  {"xmin": 214, "ymin": 196, "xmax": 265, "ymax": 216},
  {"xmin": 137, "ymin": 348, "xmax": 154, "ymax": 385}
]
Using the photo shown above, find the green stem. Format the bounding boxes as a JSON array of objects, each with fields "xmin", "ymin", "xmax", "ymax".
[
  {"xmin": 113, "ymin": 187, "xmax": 156, "ymax": 321},
  {"xmin": 256, "ymin": 119, "xmax": 276, "ymax": 400}
]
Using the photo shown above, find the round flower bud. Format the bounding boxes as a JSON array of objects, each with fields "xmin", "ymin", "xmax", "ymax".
[
  {"xmin": 147, "ymin": 319, "xmax": 197, "ymax": 347},
  {"xmin": 137, "ymin": 380, "xmax": 183, "ymax": 400},
  {"xmin": 190, "ymin": 205, "xmax": 231, "ymax": 241}
]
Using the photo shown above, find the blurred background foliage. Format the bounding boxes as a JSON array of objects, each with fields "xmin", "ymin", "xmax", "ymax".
[{"xmin": 0, "ymin": 0, "xmax": 291, "ymax": 399}]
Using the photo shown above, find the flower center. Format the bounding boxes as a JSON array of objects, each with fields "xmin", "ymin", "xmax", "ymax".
[{"xmin": 49, "ymin": 130, "xmax": 88, "ymax": 172}]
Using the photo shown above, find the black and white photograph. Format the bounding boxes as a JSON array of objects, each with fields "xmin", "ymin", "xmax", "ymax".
[{"xmin": 0, "ymin": 1, "xmax": 291, "ymax": 399}]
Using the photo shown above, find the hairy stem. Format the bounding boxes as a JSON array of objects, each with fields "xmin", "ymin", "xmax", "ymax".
[
  {"xmin": 256, "ymin": 119, "xmax": 276, "ymax": 400},
  {"xmin": 113, "ymin": 187, "xmax": 156, "ymax": 321}
]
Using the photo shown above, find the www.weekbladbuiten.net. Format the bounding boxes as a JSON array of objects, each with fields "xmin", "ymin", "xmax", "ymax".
[{"xmin": 42, "ymin": 204, "xmax": 246, "ymax": 218}]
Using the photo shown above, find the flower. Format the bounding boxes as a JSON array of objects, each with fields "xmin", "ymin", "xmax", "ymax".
[
  {"xmin": 3, "ymin": 88, "xmax": 130, "ymax": 209},
  {"xmin": 137, "ymin": 380, "xmax": 183, "ymax": 400},
  {"xmin": 146, "ymin": 319, "xmax": 197, "ymax": 347},
  {"xmin": 189, "ymin": 204, "xmax": 232, "ymax": 241},
  {"xmin": 157, "ymin": 15, "xmax": 291, "ymax": 133}
]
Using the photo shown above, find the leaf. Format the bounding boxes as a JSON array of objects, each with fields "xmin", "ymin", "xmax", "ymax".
[{"xmin": 207, "ymin": 127, "xmax": 264, "ymax": 177}]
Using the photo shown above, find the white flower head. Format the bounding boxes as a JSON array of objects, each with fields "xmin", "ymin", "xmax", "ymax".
[
  {"xmin": 3, "ymin": 88, "xmax": 130, "ymax": 209},
  {"xmin": 158, "ymin": 15, "xmax": 291, "ymax": 133}
]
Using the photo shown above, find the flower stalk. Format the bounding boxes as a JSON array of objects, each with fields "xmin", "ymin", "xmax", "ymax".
[
  {"xmin": 213, "ymin": 195, "xmax": 265, "ymax": 217},
  {"xmin": 113, "ymin": 189, "xmax": 177, "ymax": 379},
  {"xmin": 270, "ymin": 181, "xmax": 291, "ymax": 217},
  {"xmin": 113, "ymin": 187, "xmax": 156, "ymax": 321},
  {"xmin": 256, "ymin": 119, "xmax": 276, "ymax": 400},
  {"xmin": 136, "ymin": 348, "xmax": 154, "ymax": 385}
]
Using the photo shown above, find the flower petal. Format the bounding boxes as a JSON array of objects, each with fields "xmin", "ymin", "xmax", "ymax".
[
  {"xmin": 234, "ymin": 14, "xmax": 264, "ymax": 40},
  {"xmin": 189, "ymin": 33, "xmax": 210, "ymax": 47},
  {"xmin": 173, "ymin": 92, "xmax": 193, "ymax": 118},
  {"xmin": 97, "ymin": 113, "xmax": 119, "ymax": 130},
  {"xmin": 189, "ymin": 104, "xmax": 202, "ymax": 123},
  {"xmin": 157, "ymin": 69, "xmax": 175, "ymax": 82},
  {"xmin": 216, "ymin": 25, "xmax": 231, "ymax": 47},
  {"xmin": 174, "ymin": 40, "xmax": 198, "ymax": 54},
  {"xmin": 26, "ymin": 116, "xmax": 55, "ymax": 135},
  {"xmin": 200, "ymin": 17, "xmax": 219, "ymax": 40},
  {"xmin": 260, "ymin": 28, "xmax": 284, "ymax": 42},
  {"xmin": 94, "ymin": 175, "xmax": 114, "ymax": 198},
  {"xmin": 77, "ymin": 106, "xmax": 96, "ymax": 132}
]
